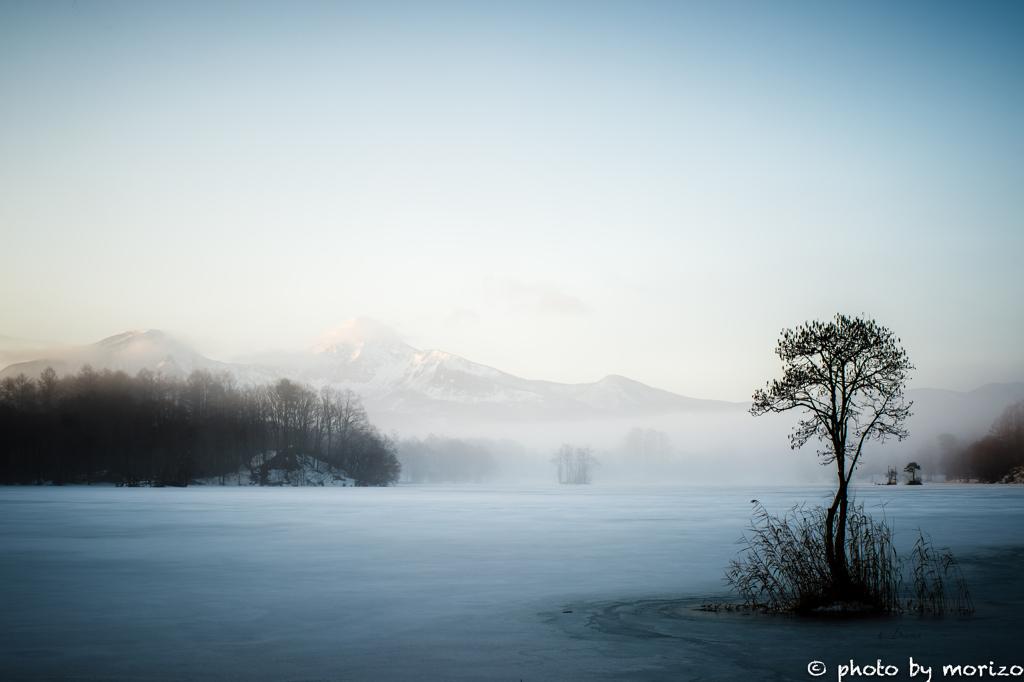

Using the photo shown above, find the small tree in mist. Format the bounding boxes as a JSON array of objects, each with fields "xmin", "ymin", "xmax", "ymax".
[
  {"xmin": 552, "ymin": 444, "xmax": 598, "ymax": 484},
  {"xmin": 904, "ymin": 461, "xmax": 921, "ymax": 483},
  {"xmin": 749, "ymin": 314, "xmax": 914, "ymax": 607}
]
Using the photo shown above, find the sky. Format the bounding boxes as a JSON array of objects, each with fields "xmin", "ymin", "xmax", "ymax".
[{"xmin": 1, "ymin": 1, "xmax": 1022, "ymax": 401}]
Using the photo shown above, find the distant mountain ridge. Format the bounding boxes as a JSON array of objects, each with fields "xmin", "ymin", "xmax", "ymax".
[
  {"xmin": 0, "ymin": 330, "xmax": 280, "ymax": 387},
  {"xmin": 0, "ymin": 328, "xmax": 741, "ymax": 422},
  {"xmin": 4, "ymin": 328, "xmax": 1022, "ymax": 436}
]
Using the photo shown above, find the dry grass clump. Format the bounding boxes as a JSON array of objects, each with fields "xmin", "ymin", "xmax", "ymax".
[
  {"xmin": 904, "ymin": 531, "xmax": 974, "ymax": 615},
  {"xmin": 724, "ymin": 501, "xmax": 972, "ymax": 615}
]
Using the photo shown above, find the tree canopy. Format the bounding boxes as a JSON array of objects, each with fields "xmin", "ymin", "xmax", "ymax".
[
  {"xmin": 751, "ymin": 314, "xmax": 914, "ymax": 598},
  {"xmin": 0, "ymin": 367, "xmax": 400, "ymax": 487}
]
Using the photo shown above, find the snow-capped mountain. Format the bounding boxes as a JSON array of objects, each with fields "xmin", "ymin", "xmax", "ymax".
[
  {"xmin": 0, "ymin": 326, "xmax": 740, "ymax": 422},
  {"xmin": 289, "ymin": 337, "xmax": 735, "ymax": 419},
  {"xmin": 0, "ymin": 330, "xmax": 230, "ymax": 380},
  {"xmin": 5, "ymin": 324, "xmax": 1020, "ymax": 436}
]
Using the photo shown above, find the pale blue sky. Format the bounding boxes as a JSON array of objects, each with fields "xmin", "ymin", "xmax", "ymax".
[{"xmin": 1, "ymin": 1, "xmax": 1022, "ymax": 399}]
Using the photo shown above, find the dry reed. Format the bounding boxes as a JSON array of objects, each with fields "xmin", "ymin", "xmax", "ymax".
[{"xmin": 724, "ymin": 501, "xmax": 972, "ymax": 615}]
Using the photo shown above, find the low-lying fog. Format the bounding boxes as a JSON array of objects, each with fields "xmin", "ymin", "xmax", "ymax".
[{"xmin": 387, "ymin": 392, "xmax": 1022, "ymax": 486}]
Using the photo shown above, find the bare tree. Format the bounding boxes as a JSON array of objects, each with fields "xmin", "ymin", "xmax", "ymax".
[
  {"xmin": 936, "ymin": 400, "xmax": 1024, "ymax": 483},
  {"xmin": 36, "ymin": 367, "xmax": 60, "ymax": 410},
  {"xmin": 317, "ymin": 386, "xmax": 335, "ymax": 472},
  {"xmin": 332, "ymin": 389, "xmax": 368, "ymax": 473},
  {"xmin": 552, "ymin": 444, "xmax": 598, "ymax": 484},
  {"xmin": 991, "ymin": 399, "xmax": 1024, "ymax": 454},
  {"xmin": 552, "ymin": 444, "xmax": 572, "ymax": 484},
  {"xmin": 751, "ymin": 314, "xmax": 913, "ymax": 599}
]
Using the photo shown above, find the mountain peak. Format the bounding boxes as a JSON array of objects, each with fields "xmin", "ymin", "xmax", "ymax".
[
  {"xmin": 1, "ymin": 326, "xmax": 738, "ymax": 423},
  {"xmin": 96, "ymin": 329, "xmax": 165, "ymax": 347}
]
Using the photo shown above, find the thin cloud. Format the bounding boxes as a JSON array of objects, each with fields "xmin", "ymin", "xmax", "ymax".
[
  {"xmin": 537, "ymin": 291, "xmax": 590, "ymax": 315},
  {"xmin": 317, "ymin": 318, "xmax": 402, "ymax": 345},
  {"xmin": 482, "ymin": 277, "xmax": 591, "ymax": 316},
  {"xmin": 443, "ymin": 308, "xmax": 481, "ymax": 326}
]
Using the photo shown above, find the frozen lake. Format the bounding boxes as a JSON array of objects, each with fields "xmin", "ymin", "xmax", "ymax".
[{"xmin": 2, "ymin": 483, "xmax": 1023, "ymax": 681}]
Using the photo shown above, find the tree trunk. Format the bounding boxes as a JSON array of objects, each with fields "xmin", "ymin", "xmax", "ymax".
[
  {"xmin": 834, "ymin": 477, "xmax": 849, "ymax": 587},
  {"xmin": 824, "ymin": 492, "xmax": 838, "ymax": 576},
  {"xmin": 825, "ymin": 448, "xmax": 852, "ymax": 600}
]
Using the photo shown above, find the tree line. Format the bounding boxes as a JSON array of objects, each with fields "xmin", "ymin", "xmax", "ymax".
[
  {"xmin": 0, "ymin": 366, "xmax": 400, "ymax": 487},
  {"xmin": 938, "ymin": 398, "xmax": 1024, "ymax": 483},
  {"xmin": 396, "ymin": 435, "xmax": 498, "ymax": 483}
]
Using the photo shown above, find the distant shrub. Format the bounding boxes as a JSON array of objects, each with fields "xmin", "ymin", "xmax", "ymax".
[{"xmin": 725, "ymin": 501, "xmax": 972, "ymax": 615}]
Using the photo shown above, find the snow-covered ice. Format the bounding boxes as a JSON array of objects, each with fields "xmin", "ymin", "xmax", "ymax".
[{"xmin": 2, "ymin": 483, "xmax": 1023, "ymax": 681}]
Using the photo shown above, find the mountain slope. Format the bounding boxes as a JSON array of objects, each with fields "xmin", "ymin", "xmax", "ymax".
[
  {"xmin": 0, "ymin": 329, "xmax": 739, "ymax": 421},
  {"xmin": 294, "ymin": 339, "xmax": 740, "ymax": 420},
  {"xmin": 5, "ymin": 328, "xmax": 1018, "ymax": 435},
  {"xmin": 0, "ymin": 330, "xmax": 281, "ymax": 385}
]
